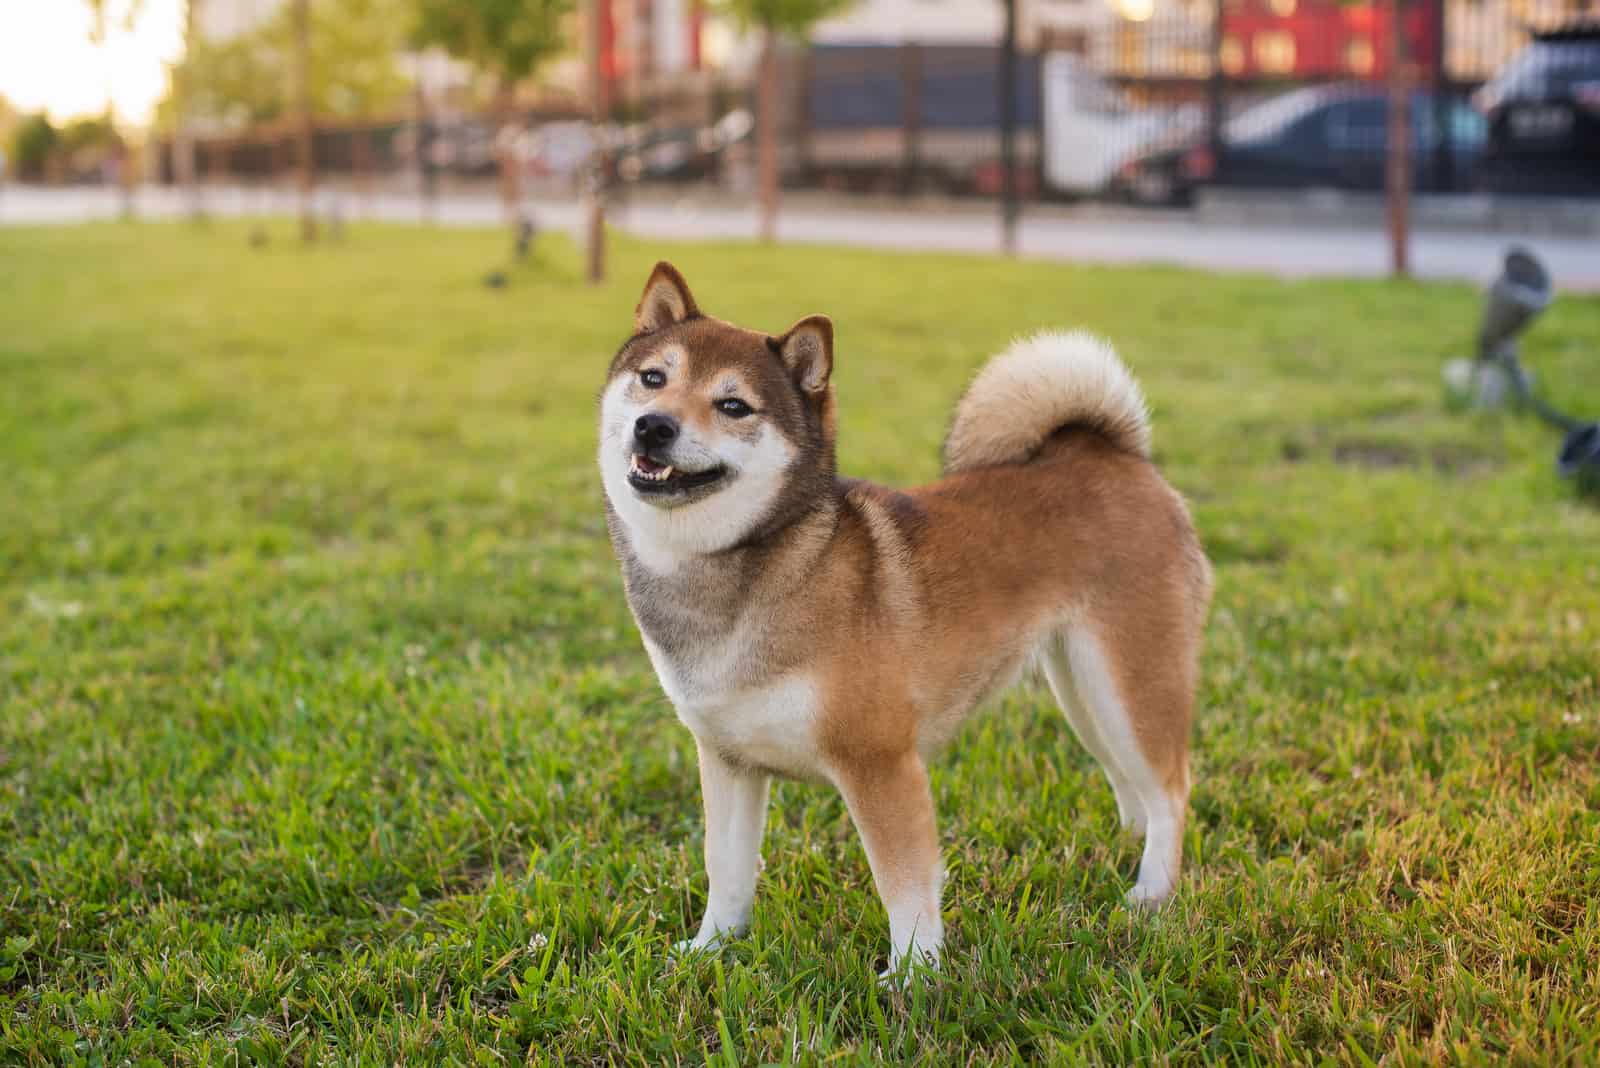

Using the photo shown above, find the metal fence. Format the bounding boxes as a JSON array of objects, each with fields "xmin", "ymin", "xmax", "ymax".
[
  {"xmin": 1047, "ymin": 0, "xmax": 1599, "ymax": 200},
  {"xmin": 155, "ymin": 1, "xmax": 1598, "ymax": 203}
]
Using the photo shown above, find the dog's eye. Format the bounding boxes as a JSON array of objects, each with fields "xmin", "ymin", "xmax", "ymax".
[
  {"xmin": 639, "ymin": 369, "xmax": 666, "ymax": 389},
  {"xmin": 715, "ymin": 398, "xmax": 753, "ymax": 418}
]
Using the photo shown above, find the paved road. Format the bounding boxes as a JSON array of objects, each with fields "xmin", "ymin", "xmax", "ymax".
[{"xmin": 4, "ymin": 184, "xmax": 1596, "ymax": 290}]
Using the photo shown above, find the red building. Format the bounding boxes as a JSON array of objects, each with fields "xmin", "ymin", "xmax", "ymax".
[
  {"xmin": 593, "ymin": 0, "xmax": 709, "ymax": 110},
  {"xmin": 1218, "ymin": 0, "xmax": 1441, "ymax": 81}
]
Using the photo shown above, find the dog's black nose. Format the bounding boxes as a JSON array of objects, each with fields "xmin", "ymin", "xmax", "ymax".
[{"xmin": 634, "ymin": 412, "xmax": 678, "ymax": 448}]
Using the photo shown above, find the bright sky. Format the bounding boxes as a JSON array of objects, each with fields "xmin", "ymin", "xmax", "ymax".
[{"xmin": 0, "ymin": 0, "xmax": 185, "ymax": 125}]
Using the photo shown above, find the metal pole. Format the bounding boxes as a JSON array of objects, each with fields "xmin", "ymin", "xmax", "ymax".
[
  {"xmin": 1429, "ymin": 0, "xmax": 1451, "ymax": 191},
  {"xmin": 999, "ymin": 0, "xmax": 1018, "ymax": 256},
  {"xmin": 902, "ymin": 42, "xmax": 922, "ymax": 197},
  {"xmin": 1386, "ymin": 0, "xmax": 1411, "ymax": 278},
  {"xmin": 1209, "ymin": 0, "xmax": 1226, "ymax": 162},
  {"xmin": 796, "ymin": 44, "xmax": 814, "ymax": 186}
]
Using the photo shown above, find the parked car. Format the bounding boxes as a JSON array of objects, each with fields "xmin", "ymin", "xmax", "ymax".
[
  {"xmin": 1042, "ymin": 53, "xmax": 1204, "ymax": 197},
  {"xmin": 801, "ymin": 43, "xmax": 1043, "ymax": 195},
  {"xmin": 1475, "ymin": 21, "xmax": 1600, "ymax": 195},
  {"xmin": 1115, "ymin": 85, "xmax": 1487, "ymax": 205},
  {"xmin": 614, "ymin": 110, "xmax": 753, "ymax": 184},
  {"xmin": 524, "ymin": 120, "xmax": 604, "ymax": 182}
]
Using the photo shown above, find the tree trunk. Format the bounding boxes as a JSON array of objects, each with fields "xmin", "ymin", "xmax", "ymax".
[
  {"xmin": 95, "ymin": 7, "xmax": 137, "ymax": 220},
  {"xmin": 176, "ymin": 0, "xmax": 203, "ymax": 220},
  {"xmin": 116, "ymin": 133, "xmax": 137, "ymax": 221},
  {"xmin": 414, "ymin": 60, "xmax": 435, "ymax": 224},
  {"xmin": 495, "ymin": 75, "xmax": 522, "ymax": 227},
  {"xmin": 584, "ymin": 0, "xmax": 609, "ymax": 284},
  {"xmin": 757, "ymin": 26, "xmax": 779, "ymax": 243},
  {"xmin": 294, "ymin": 0, "xmax": 317, "ymax": 243}
]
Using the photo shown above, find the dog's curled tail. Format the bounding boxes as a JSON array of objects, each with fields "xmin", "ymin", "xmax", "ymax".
[{"xmin": 943, "ymin": 330, "xmax": 1151, "ymax": 474}]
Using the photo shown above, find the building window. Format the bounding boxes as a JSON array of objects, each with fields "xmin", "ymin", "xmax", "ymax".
[
  {"xmin": 1344, "ymin": 37, "xmax": 1375, "ymax": 75},
  {"xmin": 1221, "ymin": 34, "xmax": 1246, "ymax": 74},
  {"xmin": 1254, "ymin": 30, "xmax": 1296, "ymax": 73}
]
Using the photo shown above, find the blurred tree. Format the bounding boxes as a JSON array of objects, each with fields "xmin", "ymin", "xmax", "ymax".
[
  {"xmin": 157, "ymin": 0, "xmax": 412, "ymax": 226},
  {"xmin": 58, "ymin": 116, "xmax": 126, "ymax": 185},
  {"xmin": 10, "ymin": 114, "xmax": 61, "ymax": 182},
  {"xmin": 413, "ymin": 0, "xmax": 574, "ymax": 225},
  {"xmin": 159, "ymin": 0, "xmax": 410, "ymax": 128},
  {"xmin": 0, "ymin": 94, "xmax": 16, "ymax": 179},
  {"xmin": 718, "ymin": 0, "xmax": 854, "ymax": 242},
  {"xmin": 159, "ymin": 30, "xmax": 285, "ymax": 128},
  {"xmin": 282, "ymin": 0, "xmax": 412, "ymax": 119},
  {"xmin": 86, "ymin": 0, "xmax": 147, "ymax": 216},
  {"xmin": 172, "ymin": 0, "xmax": 202, "ymax": 219}
]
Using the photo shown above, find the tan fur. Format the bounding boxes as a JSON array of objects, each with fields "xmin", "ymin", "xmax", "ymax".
[
  {"xmin": 599, "ymin": 263, "xmax": 1213, "ymax": 975},
  {"xmin": 944, "ymin": 329, "xmax": 1152, "ymax": 470}
]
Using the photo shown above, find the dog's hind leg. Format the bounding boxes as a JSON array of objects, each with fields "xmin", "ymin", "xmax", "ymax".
[
  {"xmin": 1062, "ymin": 626, "xmax": 1192, "ymax": 909},
  {"xmin": 1040, "ymin": 634, "xmax": 1146, "ymax": 834}
]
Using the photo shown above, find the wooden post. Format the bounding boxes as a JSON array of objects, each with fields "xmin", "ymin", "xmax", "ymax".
[
  {"xmin": 795, "ymin": 44, "xmax": 813, "ymax": 186},
  {"xmin": 585, "ymin": 0, "xmax": 609, "ymax": 284},
  {"xmin": 1386, "ymin": 0, "xmax": 1410, "ymax": 278},
  {"xmin": 999, "ymin": 0, "xmax": 1019, "ymax": 256},
  {"xmin": 294, "ymin": 0, "xmax": 317, "ymax": 243},
  {"xmin": 757, "ymin": 25, "xmax": 780, "ymax": 243}
]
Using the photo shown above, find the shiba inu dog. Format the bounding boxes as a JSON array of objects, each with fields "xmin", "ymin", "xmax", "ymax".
[{"xmin": 599, "ymin": 262, "xmax": 1212, "ymax": 976}]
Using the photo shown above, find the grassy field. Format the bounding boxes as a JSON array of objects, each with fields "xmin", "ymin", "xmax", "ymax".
[{"xmin": 1, "ymin": 220, "xmax": 1597, "ymax": 1065}]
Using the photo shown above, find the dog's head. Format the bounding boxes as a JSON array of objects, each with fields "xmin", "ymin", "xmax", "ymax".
[{"xmin": 599, "ymin": 262, "xmax": 836, "ymax": 557}]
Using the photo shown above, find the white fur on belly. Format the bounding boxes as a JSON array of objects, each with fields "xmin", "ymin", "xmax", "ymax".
[{"xmin": 645, "ymin": 632, "xmax": 822, "ymax": 779}]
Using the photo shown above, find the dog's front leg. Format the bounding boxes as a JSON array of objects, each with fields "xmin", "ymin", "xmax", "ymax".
[
  {"xmin": 834, "ymin": 752, "xmax": 943, "ymax": 978},
  {"xmin": 678, "ymin": 741, "xmax": 771, "ymax": 954}
]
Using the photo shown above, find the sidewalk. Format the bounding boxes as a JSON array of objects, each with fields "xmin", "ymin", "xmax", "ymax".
[{"xmin": 4, "ymin": 183, "xmax": 1596, "ymax": 291}]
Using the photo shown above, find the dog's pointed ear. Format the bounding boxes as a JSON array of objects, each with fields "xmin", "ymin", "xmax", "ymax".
[
  {"xmin": 635, "ymin": 261, "xmax": 699, "ymax": 334},
  {"xmin": 771, "ymin": 315, "xmax": 834, "ymax": 395}
]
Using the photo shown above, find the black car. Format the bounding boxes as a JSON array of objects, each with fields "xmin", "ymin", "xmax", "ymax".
[
  {"xmin": 1116, "ymin": 85, "xmax": 1486, "ymax": 205},
  {"xmin": 614, "ymin": 110, "xmax": 754, "ymax": 184},
  {"xmin": 1476, "ymin": 22, "xmax": 1600, "ymax": 195}
]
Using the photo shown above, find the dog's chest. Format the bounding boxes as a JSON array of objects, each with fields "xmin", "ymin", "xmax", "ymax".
[{"xmin": 641, "ymin": 632, "xmax": 824, "ymax": 781}]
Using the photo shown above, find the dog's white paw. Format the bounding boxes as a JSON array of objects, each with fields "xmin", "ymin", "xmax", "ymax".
[
  {"xmin": 877, "ymin": 950, "xmax": 939, "ymax": 989},
  {"xmin": 671, "ymin": 936, "xmax": 720, "ymax": 958},
  {"xmin": 670, "ymin": 922, "xmax": 743, "ymax": 959},
  {"xmin": 1124, "ymin": 881, "xmax": 1173, "ymax": 911}
]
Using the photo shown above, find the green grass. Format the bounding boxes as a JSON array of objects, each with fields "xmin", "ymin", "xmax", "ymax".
[{"xmin": 1, "ymin": 220, "xmax": 1597, "ymax": 1066}]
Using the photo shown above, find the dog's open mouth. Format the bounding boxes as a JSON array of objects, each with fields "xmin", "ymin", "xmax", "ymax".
[{"xmin": 628, "ymin": 452, "xmax": 728, "ymax": 495}]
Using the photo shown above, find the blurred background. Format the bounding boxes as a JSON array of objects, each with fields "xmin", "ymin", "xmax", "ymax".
[
  {"xmin": 4, "ymin": 6, "xmax": 1600, "ymax": 1060},
  {"xmin": 1, "ymin": 0, "xmax": 1597, "ymax": 282}
]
